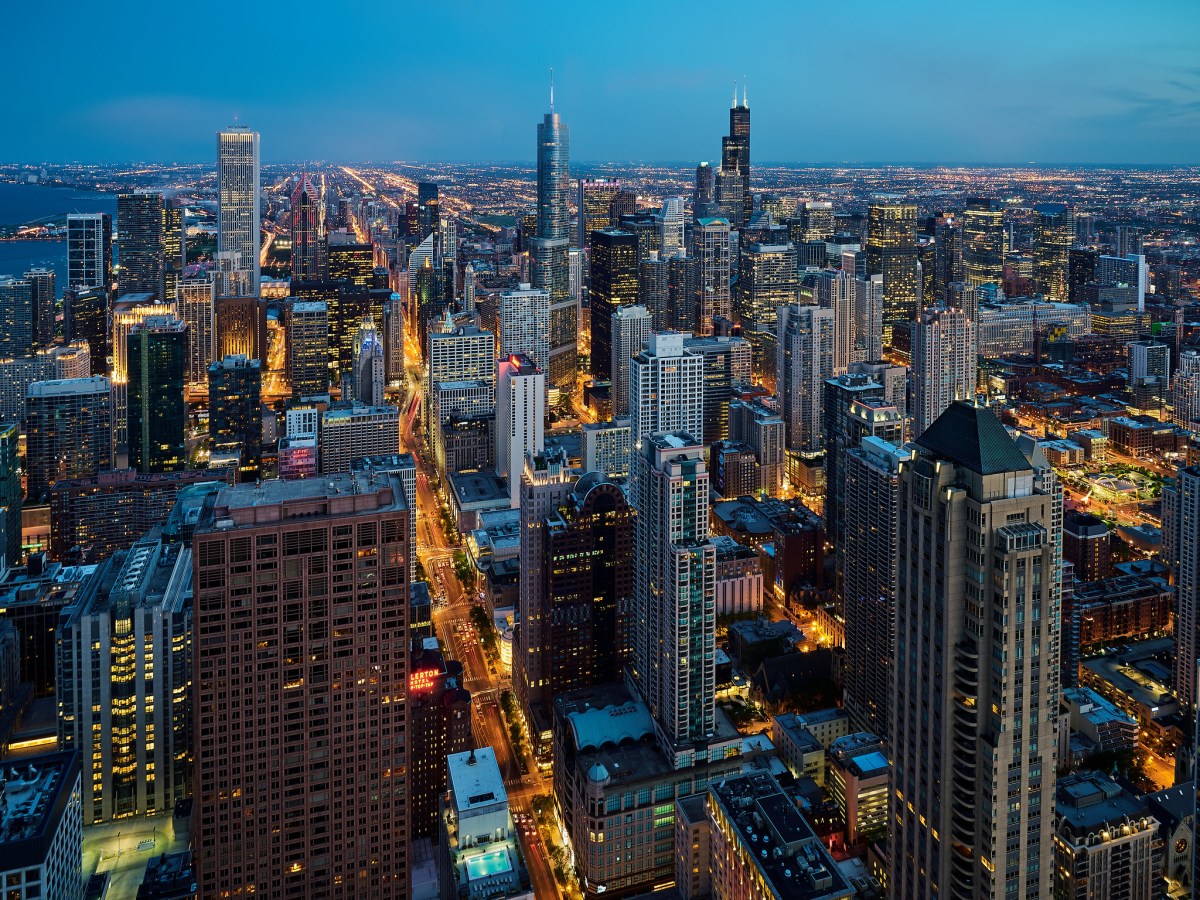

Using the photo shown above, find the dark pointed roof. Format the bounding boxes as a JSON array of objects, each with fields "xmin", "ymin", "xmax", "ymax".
[{"xmin": 915, "ymin": 402, "xmax": 1031, "ymax": 475}]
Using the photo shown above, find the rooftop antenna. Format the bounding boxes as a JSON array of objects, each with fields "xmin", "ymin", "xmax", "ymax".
[
  {"xmin": 743, "ymin": 78, "xmax": 748, "ymax": 108},
  {"xmin": 550, "ymin": 67, "xmax": 555, "ymax": 114},
  {"xmin": 732, "ymin": 80, "xmax": 738, "ymax": 108}
]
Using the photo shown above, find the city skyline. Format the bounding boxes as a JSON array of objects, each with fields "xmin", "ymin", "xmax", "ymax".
[{"xmin": 6, "ymin": 1, "xmax": 1200, "ymax": 165}]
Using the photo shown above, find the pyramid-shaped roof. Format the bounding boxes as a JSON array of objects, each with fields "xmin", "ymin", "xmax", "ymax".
[{"xmin": 915, "ymin": 402, "xmax": 1031, "ymax": 475}]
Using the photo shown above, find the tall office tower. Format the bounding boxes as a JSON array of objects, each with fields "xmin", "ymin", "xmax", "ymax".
[
  {"xmin": 797, "ymin": 200, "xmax": 835, "ymax": 242},
  {"xmin": 287, "ymin": 300, "xmax": 330, "ymax": 398},
  {"xmin": 693, "ymin": 217, "xmax": 731, "ymax": 333},
  {"xmin": 911, "ymin": 306, "xmax": 977, "ymax": 438},
  {"xmin": 1164, "ymin": 466, "xmax": 1200, "ymax": 717},
  {"xmin": 179, "ymin": 275, "xmax": 216, "ymax": 394},
  {"xmin": 1173, "ymin": 349, "xmax": 1200, "ymax": 431},
  {"xmin": 213, "ymin": 250, "xmax": 250, "ymax": 297},
  {"xmin": 931, "ymin": 213, "xmax": 964, "ymax": 303},
  {"xmin": 67, "ymin": 212, "xmax": 113, "ymax": 292},
  {"xmin": 0, "ymin": 276, "xmax": 34, "ymax": 357},
  {"xmin": 382, "ymin": 296, "xmax": 404, "ymax": 385},
  {"xmin": 638, "ymin": 251, "xmax": 669, "ymax": 326},
  {"xmin": 407, "ymin": 644, "xmax": 472, "ymax": 839},
  {"xmin": 666, "ymin": 253, "xmax": 698, "ymax": 333},
  {"xmin": 512, "ymin": 450, "xmax": 575, "ymax": 734},
  {"xmin": 660, "ymin": 197, "xmax": 687, "ymax": 258},
  {"xmin": 497, "ymin": 283, "xmax": 550, "ymax": 373},
  {"xmin": 191, "ymin": 473, "xmax": 411, "ymax": 899},
  {"xmin": 497, "ymin": 354, "xmax": 546, "ymax": 506},
  {"xmin": 117, "ymin": 192, "xmax": 166, "ymax": 299},
  {"xmin": 1096, "ymin": 253, "xmax": 1149, "ymax": 310},
  {"xmin": 214, "ymin": 294, "xmax": 265, "ymax": 361},
  {"xmin": 0, "ymin": 424, "xmax": 18, "ymax": 567},
  {"xmin": 1127, "ymin": 339, "xmax": 1170, "ymax": 383},
  {"xmin": 461, "ymin": 262, "xmax": 476, "ymax": 317},
  {"xmin": 127, "ymin": 315, "xmax": 187, "ymax": 474},
  {"xmin": 631, "ymin": 432, "xmax": 717, "ymax": 762},
  {"xmin": 1115, "ymin": 224, "xmax": 1144, "ymax": 257},
  {"xmin": 328, "ymin": 243, "xmax": 375, "ymax": 287},
  {"xmin": 777, "ymin": 303, "xmax": 835, "ymax": 452},
  {"xmin": 918, "ymin": 239, "xmax": 938, "ymax": 307},
  {"xmin": 57, "ymin": 534, "xmax": 191, "ymax": 825},
  {"xmin": 208, "ymin": 354, "xmax": 263, "ymax": 477},
  {"xmin": 539, "ymin": 471, "xmax": 635, "ymax": 698},
  {"xmin": 823, "ymin": 374, "xmax": 903, "ymax": 555},
  {"xmin": 713, "ymin": 167, "xmax": 743, "ymax": 228},
  {"xmin": 841, "ymin": 436, "xmax": 913, "ymax": 738},
  {"xmin": 962, "ymin": 197, "xmax": 1004, "ymax": 288},
  {"xmin": 736, "ymin": 242, "xmax": 797, "ymax": 383},
  {"xmin": 576, "ymin": 178, "xmax": 621, "ymax": 248},
  {"xmin": 438, "ymin": 215, "xmax": 458, "ymax": 299},
  {"xmin": 427, "ymin": 324, "xmax": 495, "ymax": 385},
  {"xmin": 417, "ymin": 181, "xmax": 440, "ymax": 241},
  {"xmin": 850, "ymin": 273, "xmax": 884, "ymax": 363},
  {"xmin": 588, "ymin": 228, "xmax": 638, "ymax": 381},
  {"xmin": 217, "ymin": 124, "xmax": 261, "ymax": 291},
  {"xmin": 694, "ymin": 161, "xmax": 715, "ymax": 207},
  {"xmin": 629, "ymin": 332, "xmax": 705, "ymax": 447},
  {"xmin": 891, "ymin": 403, "xmax": 1060, "ymax": 900},
  {"xmin": 25, "ymin": 376, "xmax": 113, "ymax": 501},
  {"xmin": 24, "ymin": 267, "xmax": 56, "ymax": 348},
  {"xmin": 1067, "ymin": 247, "xmax": 1097, "ymax": 303},
  {"xmin": 581, "ymin": 418, "xmax": 633, "ymax": 478},
  {"xmin": 353, "ymin": 316, "xmax": 385, "ymax": 407},
  {"xmin": 1033, "ymin": 202, "xmax": 1074, "ymax": 300},
  {"xmin": 722, "ymin": 86, "xmax": 752, "ymax": 227},
  {"xmin": 616, "ymin": 212, "xmax": 661, "ymax": 263},
  {"xmin": 611, "ymin": 305, "xmax": 653, "ymax": 419},
  {"xmin": 63, "ymin": 289, "xmax": 109, "ymax": 374},
  {"xmin": 684, "ymin": 335, "xmax": 751, "ymax": 444},
  {"xmin": 290, "ymin": 173, "xmax": 321, "ymax": 279},
  {"xmin": 727, "ymin": 396, "xmax": 785, "ymax": 495},
  {"xmin": 866, "ymin": 202, "xmax": 919, "ymax": 350},
  {"xmin": 532, "ymin": 94, "xmax": 575, "ymax": 389}
]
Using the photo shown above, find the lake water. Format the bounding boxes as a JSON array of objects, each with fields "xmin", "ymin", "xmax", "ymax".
[{"xmin": 0, "ymin": 183, "xmax": 117, "ymax": 286}]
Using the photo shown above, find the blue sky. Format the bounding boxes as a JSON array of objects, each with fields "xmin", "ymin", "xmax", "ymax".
[{"xmin": 8, "ymin": 0, "xmax": 1199, "ymax": 164}]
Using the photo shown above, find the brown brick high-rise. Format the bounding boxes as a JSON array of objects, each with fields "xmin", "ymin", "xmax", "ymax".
[{"xmin": 192, "ymin": 473, "xmax": 410, "ymax": 898}]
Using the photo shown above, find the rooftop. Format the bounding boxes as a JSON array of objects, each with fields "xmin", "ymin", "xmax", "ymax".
[
  {"xmin": 448, "ymin": 747, "xmax": 507, "ymax": 814},
  {"xmin": 0, "ymin": 750, "xmax": 79, "ymax": 851},
  {"xmin": 1055, "ymin": 770, "xmax": 1150, "ymax": 836},
  {"xmin": 916, "ymin": 402, "xmax": 1032, "ymax": 476}
]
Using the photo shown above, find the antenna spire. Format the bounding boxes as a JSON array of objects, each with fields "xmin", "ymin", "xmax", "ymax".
[
  {"xmin": 743, "ymin": 79, "xmax": 748, "ymax": 108},
  {"xmin": 550, "ymin": 68, "xmax": 555, "ymax": 113},
  {"xmin": 732, "ymin": 80, "xmax": 737, "ymax": 108}
]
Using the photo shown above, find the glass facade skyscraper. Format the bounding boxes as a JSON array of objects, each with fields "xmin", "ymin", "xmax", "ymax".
[
  {"xmin": 532, "ymin": 99, "xmax": 575, "ymax": 388},
  {"xmin": 127, "ymin": 315, "xmax": 187, "ymax": 474},
  {"xmin": 217, "ymin": 125, "xmax": 261, "ymax": 290}
]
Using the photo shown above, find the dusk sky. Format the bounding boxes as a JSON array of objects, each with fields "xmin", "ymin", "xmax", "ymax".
[{"xmin": 10, "ymin": 0, "xmax": 1200, "ymax": 165}]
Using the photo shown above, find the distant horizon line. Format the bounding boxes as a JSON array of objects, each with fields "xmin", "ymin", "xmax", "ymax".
[{"xmin": 2, "ymin": 159, "xmax": 1198, "ymax": 170}]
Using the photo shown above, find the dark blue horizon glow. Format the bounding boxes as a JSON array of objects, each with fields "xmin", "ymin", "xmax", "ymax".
[{"xmin": 8, "ymin": 0, "xmax": 1199, "ymax": 165}]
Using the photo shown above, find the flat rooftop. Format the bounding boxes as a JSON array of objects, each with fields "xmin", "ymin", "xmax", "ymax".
[{"xmin": 448, "ymin": 747, "xmax": 506, "ymax": 813}]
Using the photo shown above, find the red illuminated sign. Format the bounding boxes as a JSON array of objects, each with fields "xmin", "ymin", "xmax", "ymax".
[{"xmin": 410, "ymin": 668, "xmax": 439, "ymax": 693}]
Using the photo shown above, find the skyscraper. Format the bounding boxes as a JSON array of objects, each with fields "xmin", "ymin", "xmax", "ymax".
[
  {"xmin": 777, "ymin": 303, "xmax": 835, "ymax": 453},
  {"xmin": 866, "ymin": 202, "xmax": 919, "ymax": 351},
  {"xmin": 891, "ymin": 402, "xmax": 1060, "ymax": 900},
  {"xmin": 26, "ymin": 267, "xmax": 56, "ymax": 348},
  {"xmin": 840, "ymin": 435, "xmax": 912, "ymax": 737},
  {"xmin": 290, "ymin": 173, "xmax": 321, "ymax": 280},
  {"xmin": 180, "ymin": 275, "xmax": 216, "ymax": 395},
  {"xmin": 911, "ymin": 306, "xmax": 977, "ymax": 438},
  {"xmin": 497, "ymin": 354, "xmax": 546, "ymax": 506},
  {"xmin": 660, "ymin": 197, "xmax": 687, "ymax": 258},
  {"xmin": 721, "ymin": 86, "xmax": 752, "ymax": 227},
  {"xmin": 631, "ymin": 431, "xmax": 717, "ymax": 761},
  {"xmin": 962, "ymin": 197, "xmax": 1005, "ymax": 288},
  {"xmin": 610, "ymin": 304, "xmax": 652, "ymax": 419},
  {"xmin": 64, "ymin": 288, "xmax": 109, "ymax": 374},
  {"xmin": 67, "ymin": 212, "xmax": 113, "ymax": 292},
  {"xmin": 217, "ymin": 124, "xmax": 261, "ymax": 290},
  {"xmin": 497, "ymin": 284, "xmax": 550, "ymax": 373},
  {"xmin": 0, "ymin": 424, "xmax": 21, "ymax": 568},
  {"xmin": 117, "ymin": 192, "xmax": 165, "ymax": 299},
  {"xmin": 797, "ymin": 200, "xmax": 835, "ymax": 242},
  {"xmin": 531, "ymin": 90, "xmax": 575, "ymax": 389},
  {"xmin": 417, "ymin": 181, "xmax": 440, "ymax": 242},
  {"xmin": 1033, "ymin": 202, "xmax": 1074, "ymax": 301},
  {"xmin": 931, "ymin": 212, "xmax": 964, "ymax": 304},
  {"xmin": 1164, "ymin": 466, "xmax": 1200, "ymax": 718},
  {"xmin": 24, "ymin": 376, "xmax": 113, "ymax": 501},
  {"xmin": 0, "ymin": 276, "xmax": 34, "ymax": 358},
  {"xmin": 208, "ymin": 354, "xmax": 263, "ymax": 478},
  {"xmin": 191, "ymin": 473, "xmax": 411, "ymax": 898},
  {"xmin": 683, "ymin": 335, "xmax": 752, "ymax": 444},
  {"xmin": 576, "ymin": 178, "xmax": 621, "ymax": 248},
  {"xmin": 588, "ymin": 228, "xmax": 638, "ymax": 381},
  {"xmin": 736, "ymin": 242, "xmax": 797, "ymax": 383},
  {"xmin": 287, "ymin": 300, "xmax": 330, "ymax": 398},
  {"xmin": 57, "ymin": 534, "xmax": 192, "ymax": 824},
  {"xmin": 353, "ymin": 316, "xmax": 385, "ymax": 407},
  {"xmin": 127, "ymin": 315, "xmax": 187, "ymax": 473},
  {"xmin": 693, "ymin": 217, "xmax": 732, "ymax": 333},
  {"xmin": 629, "ymin": 332, "xmax": 704, "ymax": 447}
]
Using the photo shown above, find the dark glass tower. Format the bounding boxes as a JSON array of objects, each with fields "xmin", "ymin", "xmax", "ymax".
[
  {"xmin": 866, "ymin": 202, "xmax": 919, "ymax": 352},
  {"xmin": 532, "ymin": 87, "xmax": 575, "ymax": 388},
  {"xmin": 588, "ymin": 228, "xmax": 639, "ymax": 381},
  {"xmin": 417, "ymin": 182, "xmax": 440, "ymax": 242},
  {"xmin": 0, "ymin": 423, "xmax": 21, "ymax": 567},
  {"xmin": 962, "ymin": 197, "xmax": 1005, "ymax": 288},
  {"xmin": 290, "ymin": 174, "xmax": 321, "ymax": 280},
  {"xmin": 127, "ymin": 315, "xmax": 187, "ymax": 473},
  {"xmin": 727, "ymin": 87, "xmax": 751, "ymax": 226},
  {"xmin": 208, "ymin": 354, "xmax": 263, "ymax": 480},
  {"xmin": 117, "ymin": 192, "xmax": 166, "ymax": 300}
]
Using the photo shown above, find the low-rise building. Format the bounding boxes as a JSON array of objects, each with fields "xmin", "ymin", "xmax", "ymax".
[
  {"xmin": 714, "ymin": 535, "xmax": 764, "ymax": 616},
  {"xmin": 1053, "ymin": 771, "xmax": 1157, "ymax": 900},
  {"xmin": 1062, "ymin": 686, "xmax": 1138, "ymax": 754},
  {"xmin": 826, "ymin": 733, "xmax": 889, "ymax": 845},
  {"xmin": 771, "ymin": 715, "xmax": 827, "ymax": 785},
  {"xmin": 448, "ymin": 470, "xmax": 510, "ymax": 532}
]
